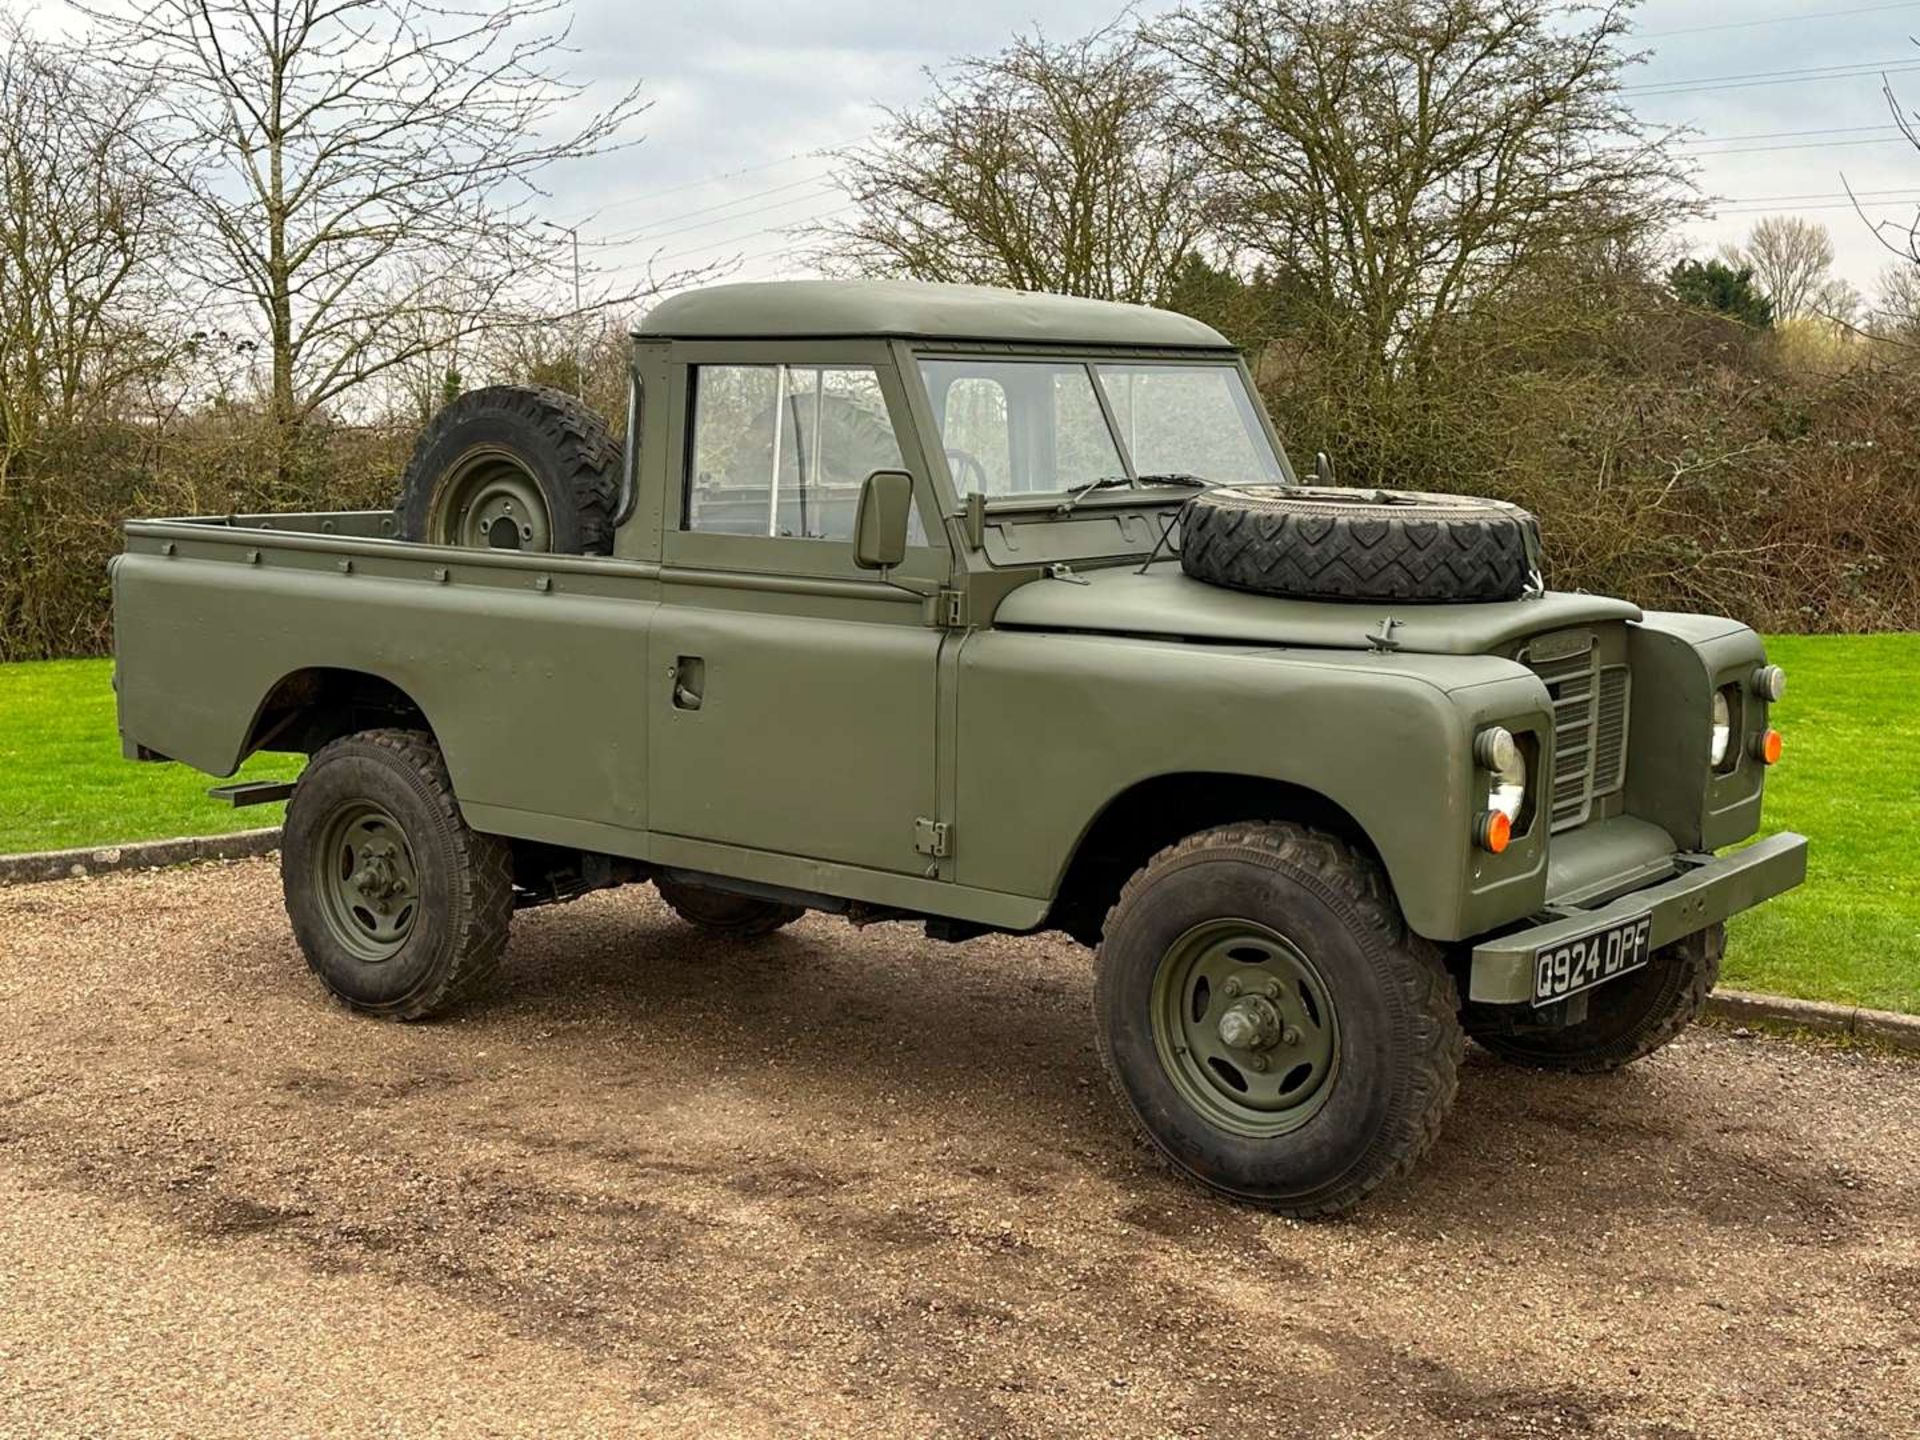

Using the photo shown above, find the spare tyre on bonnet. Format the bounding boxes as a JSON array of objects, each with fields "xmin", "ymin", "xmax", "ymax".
[{"xmin": 1178, "ymin": 484, "xmax": 1542, "ymax": 603}]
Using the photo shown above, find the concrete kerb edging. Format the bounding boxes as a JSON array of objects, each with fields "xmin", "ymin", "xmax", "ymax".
[
  {"xmin": 0, "ymin": 828, "xmax": 282, "ymax": 886},
  {"xmin": 2, "ymin": 834, "xmax": 1914, "ymax": 1054},
  {"xmin": 1704, "ymin": 988, "xmax": 1920, "ymax": 1054}
]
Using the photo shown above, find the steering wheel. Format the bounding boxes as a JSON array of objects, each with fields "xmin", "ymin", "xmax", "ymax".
[{"xmin": 944, "ymin": 446, "xmax": 990, "ymax": 494}]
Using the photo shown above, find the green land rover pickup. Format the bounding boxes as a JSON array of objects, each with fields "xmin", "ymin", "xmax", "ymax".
[{"xmin": 112, "ymin": 280, "xmax": 1807, "ymax": 1215}]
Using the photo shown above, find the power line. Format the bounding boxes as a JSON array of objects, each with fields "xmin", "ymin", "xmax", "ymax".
[
  {"xmin": 1675, "ymin": 123, "xmax": 1901, "ymax": 145},
  {"xmin": 607, "ymin": 201, "xmax": 862, "ymax": 272},
  {"xmin": 577, "ymin": 178, "xmax": 842, "ymax": 250},
  {"xmin": 1690, "ymin": 136, "xmax": 1908, "ymax": 155},
  {"xmin": 1637, "ymin": 1, "xmax": 1920, "ymax": 39},
  {"xmin": 1626, "ymin": 55, "xmax": 1920, "ymax": 96},
  {"xmin": 1712, "ymin": 195, "xmax": 1920, "ymax": 215},
  {"xmin": 1720, "ymin": 186, "xmax": 1920, "ymax": 203},
  {"xmin": 554, "ymin": 149, "xmax": 833, "ymax": 227}
]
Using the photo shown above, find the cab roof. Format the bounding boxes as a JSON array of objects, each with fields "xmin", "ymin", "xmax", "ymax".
[{"xmin": 636, "ymin": 279, "xmax": 1232, "ymax": 349}]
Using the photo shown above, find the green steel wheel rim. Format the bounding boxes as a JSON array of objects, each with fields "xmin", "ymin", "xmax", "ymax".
[
  {"xmin": 428, "ymin": 445, "xmax": 554, "ymax": 552},
  {"xmin": 314, "ymin": 800, "xmax": 421, "ymax": 963},
  {"xmin": 1149, "ymin": 918, "xmax": 1341, "ymax": 1138}
]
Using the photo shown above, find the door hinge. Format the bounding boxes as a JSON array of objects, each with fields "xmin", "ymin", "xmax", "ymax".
[
  {"xmin": 914, "ymin": 818, "xmax": 952, "ymax": 858},
  {"xmin": 935, "ymin": 588, "xmax": 966, "ymax": 628}
]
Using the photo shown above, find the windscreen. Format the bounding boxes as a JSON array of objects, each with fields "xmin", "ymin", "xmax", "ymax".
[
  {"xmin": 917, "ymin": 359, "xmax": 1124, "ymax": 497},
  {"xmin": 919, "ymin": 356, "xmax": 1283, "ymax": 497},
  {"xmin": 1094, "ymin": 363, "xmax": 1284, "ymax": 488}
]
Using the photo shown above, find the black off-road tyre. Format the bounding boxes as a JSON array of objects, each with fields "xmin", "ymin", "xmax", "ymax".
[
  {"xmin": 655, "ymin": 876, "xmax": 804, "ymax": 938},
  {"xmin": 1094, "ymin": 823, "xmax": 1464, "ymax": 1218},
  {"xmin": 1465, "ymin": 924, "xmax": 1724, "ymax": 1073},
  {"xmin": 398, "ymin": 385, "xmax": 620, "ymax": 555},
  {"xmin": 1178, "ymin": 485, "xmax": 1541, "ymax": 603},
  {"xmin": 282, "ymin": 729, "xmax": 513, "ymax": 1020}
]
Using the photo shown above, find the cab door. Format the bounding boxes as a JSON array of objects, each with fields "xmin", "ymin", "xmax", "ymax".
[{"xmin": 646, "ymin": 342, "xmax": 950, "ymax": 877}]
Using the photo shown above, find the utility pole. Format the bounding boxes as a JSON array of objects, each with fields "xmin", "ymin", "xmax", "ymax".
[{"xmin": 540, "ymin": 220, "xmax": 584, "ymax": 397}]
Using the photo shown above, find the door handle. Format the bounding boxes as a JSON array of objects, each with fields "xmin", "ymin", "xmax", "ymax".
[{"xmin": 669, "ymin": 655, "xmax": 704, "ymax": 711}]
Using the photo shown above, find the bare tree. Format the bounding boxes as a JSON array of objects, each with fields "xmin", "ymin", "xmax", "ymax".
[
  {"xmin": 1721, "ymin": 215, "xmax": 1843, "ymax": 323},
  {"xmin": 818, "ymin": 26, "xmax": 1210, "ymax": 304},
  {"xmin": 1154, "ymin": 0, "xmax": 1694, "ymax": 382},
  {"xmin": 78, "ymin": 0, "xmax": 649, "ymax": 460},
  {"xmin": 1873, "ymin": 260, "xmax": 1920, "ymax": 338},
  {"xmin": 0, "ymin": 18, "xmax": 177, "ymax": 497}
]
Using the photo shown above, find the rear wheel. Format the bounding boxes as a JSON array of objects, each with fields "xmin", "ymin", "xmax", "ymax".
[
  {"xmin": 1465, "ymin": 924, "xmax": 1723, "ymax": 1073},
  {"xmin": 282, "ymin": 729, "xmax": 512, "ymax": 1020},
  {"xmin": 1094, "ymin": 823, "xmax": 1462, "ymax": 1218},
  {"xmin": 655, "ymin": 876, "xmax": 803, "ymax": 938}
]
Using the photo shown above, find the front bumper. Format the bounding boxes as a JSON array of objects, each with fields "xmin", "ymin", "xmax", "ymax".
[{"xmin": 1467, "ymin": 831, "xmax": 1809, "ymax": 1004}]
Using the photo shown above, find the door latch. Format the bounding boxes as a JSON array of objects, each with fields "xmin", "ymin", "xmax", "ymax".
[{"xmin": 668, "ymin": 655, "xmax": 704, "ymax": 710}]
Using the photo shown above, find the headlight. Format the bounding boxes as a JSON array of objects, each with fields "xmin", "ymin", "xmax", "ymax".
[
  {"xmin": 1488, "ymin": 745, "xmax": 1528, "ymax": 823},
  {"xmin": 1710, "ymin": 690, "xmax": 1732, "ymax": 766},
  {"xmin": 1477, "ymin": 726, "xmax": 1527, "ymax": 824}
]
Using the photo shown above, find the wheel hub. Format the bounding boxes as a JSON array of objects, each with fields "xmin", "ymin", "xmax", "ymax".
[
  {"xmin": 1150, "ymin": 918, "xmax": 1341, "ymax": 1137},
  {"xmin": 349, "ymin": 842, "xmax": 407, "ymax": 912},
  {"xmin": 431, "ymin": 446, "xmax": 554, "ymax": 552},
  {"xmin": 316, "ymin": 803, "xmax": 420, "ymax": 961},
  {"xmin": 1217, "ymin": 993, "xmax": 1282, "ymax": 1051}
]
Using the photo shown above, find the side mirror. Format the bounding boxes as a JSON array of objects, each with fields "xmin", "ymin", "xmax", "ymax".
[{"xmin": 853, "ymin": 469, "xmax": 913, "ymax": 571}]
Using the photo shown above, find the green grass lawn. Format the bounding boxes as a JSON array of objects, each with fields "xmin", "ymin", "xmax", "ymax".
[
  {"xmin": 0, "ymin": 658, "xmax": 300, "ymax": 854},
  {"xmin": 2, "ymin": 638, "xmax": 1916, "ymax": 1011},
  {"xmin": 1722, "ymin": 633, "xmax": 1919, "ymax": 1015}
]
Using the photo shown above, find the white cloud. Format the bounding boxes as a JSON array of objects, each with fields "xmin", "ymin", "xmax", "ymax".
[{"xmin": 538, "ymin": 0, "xmax": 1920, "ymax": 302}]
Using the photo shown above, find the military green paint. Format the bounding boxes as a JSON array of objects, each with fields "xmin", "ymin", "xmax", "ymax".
[
  {"xmin": 1150, "ymin": 918, "xmax": 1339, "ymax": 1136},
  {"xmin": 1625, "ymin": 614, "xmax": 1770, "ymax": 851},
  {"xmin": 639, "ymin": 279, "xmax": 1230, "ymax": 348},
  {"xmin": 110, "ymin": 279, "xmax": 1799, "ymax": 985},
  {"xmin": 316, "ymin": 798, "xmax": 420, "ymax": 959},
  {"xmin": 992, "ymin": 567, "xmax": 1642, "ymax": 655},
  {"xmin": 948, "ymin": 628, "xmax": 1555, "ymax": 940},
  {"xmin": 1468, "ymin": 831, "xmax": 1809, "ymax": 1004}
]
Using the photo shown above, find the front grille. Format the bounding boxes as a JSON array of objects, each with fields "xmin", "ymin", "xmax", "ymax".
[
  {"xmin": 1594, "ymin": 665, "xmax": 1630, "ymax": 794},
  {"xmin": 1524, "ymin": 635, "xmax": 1630, "ymax": 831}
]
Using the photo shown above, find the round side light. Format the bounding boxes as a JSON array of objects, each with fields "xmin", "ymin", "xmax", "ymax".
[
  {"xmin": 1751, "ymin": 665, "xmax": 1787, "ymax": 703},
  {"xmin": 1474, "ymin": 726, "xmax": 1518, "ymax": 773}
]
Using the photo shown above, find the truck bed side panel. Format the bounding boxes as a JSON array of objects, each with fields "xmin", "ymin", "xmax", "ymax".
[{"xmin": 113, "ymin": 543, "xmax": 655, "ymax": 839}]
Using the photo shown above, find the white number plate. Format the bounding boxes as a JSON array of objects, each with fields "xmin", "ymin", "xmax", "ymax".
[{"xmin": 1533, "ymin": 913, "xmax": 1654, "ymax": 1007}]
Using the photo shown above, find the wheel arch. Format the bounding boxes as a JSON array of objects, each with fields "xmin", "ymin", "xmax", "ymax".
[
  {"xmin": 239, "ymin": 666, "xmax": 437, "ymax": 761},
  {"xmin": 1045, "ymin": 772, "xmax": 1390, "ymax": 946}
]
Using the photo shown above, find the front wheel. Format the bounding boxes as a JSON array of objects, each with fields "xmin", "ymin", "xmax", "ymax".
[
  {"xmin": 282, "ymin": 729, "xmax": 513, "ymax": 1020},
  {"xmin": 1094, "ymin": 823, "xmax": 1463, "ymax": 1218},
  {"xmin": 1464, "ymin": 924, "xmax": 1723, "ymax": 1073}
]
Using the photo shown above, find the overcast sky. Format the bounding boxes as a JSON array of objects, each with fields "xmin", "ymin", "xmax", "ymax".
[{"xmin": 528, "ymin": 1, "xmax": 1920, "ymax": 310}]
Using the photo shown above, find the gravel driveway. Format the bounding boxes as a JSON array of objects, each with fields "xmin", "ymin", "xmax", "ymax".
[{"xmin": 0, "ymin": 859, "xmax": 1913, "ymax": 1439}]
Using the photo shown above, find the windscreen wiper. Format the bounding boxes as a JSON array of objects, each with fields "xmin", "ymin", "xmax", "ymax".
[{"xmin": 1053, "ymin": 472, "xmax": 1210, "ymax": 516}]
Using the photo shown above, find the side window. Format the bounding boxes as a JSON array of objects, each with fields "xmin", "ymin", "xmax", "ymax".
[{"xmin": 685, "ymin": 364, "xmax": 907, "ymax": 541}]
